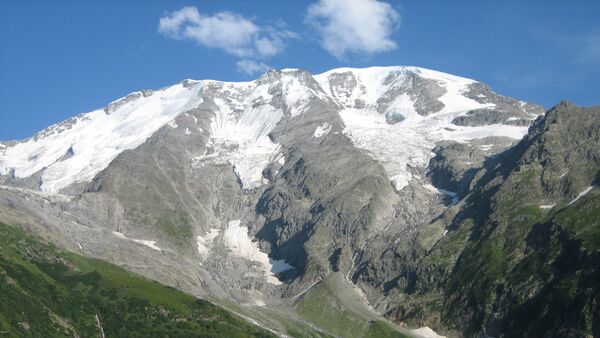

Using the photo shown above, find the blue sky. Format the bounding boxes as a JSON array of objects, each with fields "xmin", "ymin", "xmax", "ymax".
[{"xmin": 1, "ymin": 0, "xmax": 599, "ymax": 141}]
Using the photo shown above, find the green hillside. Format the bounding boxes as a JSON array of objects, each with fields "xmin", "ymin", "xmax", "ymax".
[{"xmin": 0, "ymin": 222, "xmax": 277, "ymax": 338}]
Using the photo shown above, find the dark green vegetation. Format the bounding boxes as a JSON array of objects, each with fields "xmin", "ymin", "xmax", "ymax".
[
  {"xmin": 0, "ymin": 222, "xmax": 277, "ymax": 338},
  {"xmin": 387, "ymin": 102, "xmax": 600, "ymax": 337}
]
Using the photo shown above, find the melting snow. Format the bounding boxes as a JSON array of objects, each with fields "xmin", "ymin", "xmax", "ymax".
[
  {"xmin": 196, "ymin": 229, "xmax": 219, "ymax": 256},
  {"xmin": 132, "ymin": 239, "xmax": 162, "ymax": 251},
  {"xmin": 424, "ymin": 184, "xmax": 440, "ymax": 194},
  {"xmin": 0, "ymin": 83, "xmax": 202, "ymax": 193},
  {"xmin": 112, "ymin": 231, "xmax": 127, "ymax": 239},
  {"xmin": 269, "ymin": 259, "xmax": 294, "ymax": 274},
  {"xmin": 276, "ymin": 153, "xmax": 285, "ymax": 166},
  {"xmin": 112, "ymin": 231, "xmax": 162, "ymax": 251},
  {"xmin": 313, "ymin": 122, "xmax": 332, "ymax": 138},
  {"xmin": 223, "ymin": 220, "xmax": 292, "ymax": 284},
  {"xmin": 568, "ymin": 186, "xmax": 595, "ymax": 206},
  {"xmin": 194, "ymin": 81, "xmax": 284, "ymax": 189},
  {"xmin": 411, "ymin": 327, "xmax": 446, "ymax": 338}
]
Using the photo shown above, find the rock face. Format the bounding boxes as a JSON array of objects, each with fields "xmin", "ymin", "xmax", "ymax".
[
  {"xmin": 379, "ymin": 102, "xmax": 600, "ymax": 337},
  {"xmin": 5, "ymin": 66, "xmax": 596, "ymax": 337}
]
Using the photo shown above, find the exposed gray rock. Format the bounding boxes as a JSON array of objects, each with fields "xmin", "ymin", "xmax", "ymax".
[
  {"xmin": 451, "ymin": 108, "xmax": 533, "ymax": 127},
  {"xmin": 464, "ymin": 82, "xmax": 544, "ymax": 117},
  {"xmin": 377, "ymin": 72, "xmax": 446, "ymax": 116},
  {"xmin": 427, "ymin": 136, "xmax": 517, "ymax": 195}
]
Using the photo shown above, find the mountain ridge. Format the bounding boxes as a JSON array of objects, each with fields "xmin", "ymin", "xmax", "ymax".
[{"xmin": 0, "ymin": 65, "xmax": 542, "ymax": 194}]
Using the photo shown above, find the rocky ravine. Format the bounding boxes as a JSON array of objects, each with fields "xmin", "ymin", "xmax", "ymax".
[{"xmin": 2, "ymin": 66, "xmax": 578, "ymax": 337}]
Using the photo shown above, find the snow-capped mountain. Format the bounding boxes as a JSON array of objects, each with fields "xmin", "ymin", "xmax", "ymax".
[
  {"xmin": 0, "ymin": 66, "xmax": 541, "ymax": 194},
  {"xmin": 0, "ymin": 66, "xmax": 555, "ymax": 337}
]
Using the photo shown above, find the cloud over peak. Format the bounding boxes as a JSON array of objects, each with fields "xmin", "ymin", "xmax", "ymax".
[
  {"xmin": 306, "ymin": 0, "xmax": 401, "ymax": 60},
  {"xmin": 236, "ymin": 59, "xmax": 271, "ymax": 76},
  {"xmin": 158, "ymin": 1, "xmax": 401, "ymax": 75},
  {"xmin": 158, "ymin": 6, "xmax": 296, "ymax": 60}
]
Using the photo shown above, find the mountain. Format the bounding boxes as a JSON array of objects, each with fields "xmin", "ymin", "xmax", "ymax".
[{"xmin": 1, "ymin": 66, "xmax": 596, "ymax": 337}]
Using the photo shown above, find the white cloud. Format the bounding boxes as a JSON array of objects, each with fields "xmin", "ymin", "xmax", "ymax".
[
  {"xmin": 306, "ymin": 0, "xmax": 400, "ymax": 59},
  {"xmin": 236, "ymin": 59, "xmax": 271, "ymax": 75},
  {"xmin": 158, "ymin": 6, "xmax": 296, "ymax": 59}
]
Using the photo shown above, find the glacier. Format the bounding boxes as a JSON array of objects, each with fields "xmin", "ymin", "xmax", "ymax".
[{"xmin": 0, "ymin": 66, "xmax": 540, "ymax": 194}]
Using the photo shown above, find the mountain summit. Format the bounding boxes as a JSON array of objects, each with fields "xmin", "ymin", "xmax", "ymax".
[{"xmin": 0, "ymin": 66, "xmax": 541, "ymax": 194}]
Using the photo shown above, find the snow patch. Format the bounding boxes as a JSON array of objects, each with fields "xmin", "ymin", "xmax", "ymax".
[
  {"xmin": 223, "ymin": 220, "xmax": 292, "ymax": 284},
  {"xmin": 132, "ymin": 239, "xmax": 162, "ymax": 251},
  {"xmin": 112, "ymin": 231, "xmax": 161, "ymax": 251},
  {"xmin": 112, "ymin": 231, "xmax": 127, "ymax": 239},
  {"xmin": 194, "ymin": 82, "xmax": 284, "ymax": 189},
  {"xmin": 539, "ymin": 204, "xmax": 556, "ymax": 210},
  {"xmin": 568, "ymin": 186, "xmax": 595, "ymax": 206},
  {"xmin": 252, "ymin": 298, "xmax": 266, "ymax": 307},
  {"xmin": 184, "ymin": 127, "xmax": 191, "ymax": 135},
  {"xmin": 411, "ymin": 327, "xmax": 446, "ymax": 338},
  {"xmin": 276, "ymin": 153, "xmax": 285, "ymax": 166},
  {"xmin": 423, "ymin": 184, "xmax": 440, "ymax": 194},
  {"xmin": 269, "ymin": 259, "xmax": 294, "ymax": 274},
  {"xmin": 313, "ymin": 122, "xmax": 332, "ymax": 138},
  {"xmin": 196, "ymin": 229, "xmax": 219, "ymax": 256}
]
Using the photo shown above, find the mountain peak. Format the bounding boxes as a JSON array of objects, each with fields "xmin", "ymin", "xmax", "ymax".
[{"xmin": 0, "ymin": 66, "xmax": 543, "ymax": 194}]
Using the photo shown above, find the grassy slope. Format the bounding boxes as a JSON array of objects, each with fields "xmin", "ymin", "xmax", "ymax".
[
  {"xmin": 296, "ymin": 274, "xmax": 410, "ymax": 338},
  {"xmin": 444, "ymin": 189, "xmax": 600, "ymax": 336},
  {"xmin": 440, "ymin": 104, "xmax": 600, "ymax": 336},
  {"xmin": 0, "ymin": 222, "xmax": 277, "ymax": 338},
  {"xmin": 386, "ymin": 104, "xmax": 600, "ymax": 337}
]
